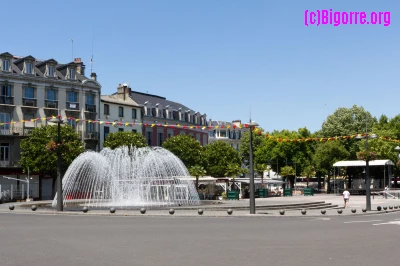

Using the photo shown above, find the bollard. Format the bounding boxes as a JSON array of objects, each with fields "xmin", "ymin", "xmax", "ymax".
[
  {"xmin": 377, "ymin": 206, "xmax": 382, "ymax": 211},
  {"xmin": 140, "ymin": 208, "xmax": 146, "ymax": 214},
  {"xmin": 362, "ymin": 208, "xmax": 367, "ymax": 212},
  {"xmin": 337, "ymin": 209, "xmax": 343, "ymax": 214},
  {"xmin": 389, "ymin": 206, "xmax": 393, "ymax": 210},
  {"xmin": 279, "ymin": 210, "xmax": 285, "ymax": 215},
  {"xmin": 82, "ymin": 206, "xmax": 88, "ymax": 213},
  {"xmin": 227, "ymin": 209, "xmax": 233, "ymax": 215},
  {"xmin": 394, "ymin": 206, "xmax": 399, "ymax": 209},
  {"xmin": 198, "ymin": 209, "xmax": 203, "ymax": 215},
  {"xmin": 321, "ymin": 209, "xmax": 326, "ymax": 215},
  {"xmin": 31, "ymin": 205, "xmax": 37, "ymax": 211},
  {"xmin": 351, "ymin": 209, "xmax": 356, "ymax": 213},
  {"xmin": 110, "ymin": 208, "xmax": 116, "ymax": 214},
  {"xmin": 383, "ymin": 206, "xmax": 387, "ymax": 210},
  {"xmin": 9, "ymin": 205, "xmax": 15, "ymax": 211},
  {"xmin": 169, "ymin": 208, "xmax": 175, "ymax": 215},
  {"xmin": 301, "ymin": 209, "xmax": 306, "ymax": 215}
]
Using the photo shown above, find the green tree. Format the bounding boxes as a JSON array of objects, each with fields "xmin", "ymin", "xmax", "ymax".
[
  {"xmin": 20, "ymin": 125, "xmax": 84, "ymax": 190},
  {"xmin": 313, "ymin": 141, "xmax": 349, "ymax": 193},
  {"xmin": 204, "ymin": 141, "xmax": 241, "ymax": 177},
  {"xmin": 103, "ymin": 131, "xmax": 147, "ymax": 150},
  {"xmin": 188, "ymin": 165, "xmax": 206, "ymax": 192},
  {"xmin": 301, "ymin": 165, "xmax": 315, "ymax": 188},
  {"xmin": 162, "ymin": 134, "xmax": 205, "ymax": 169},
  {"xmin": 280, "ymin": 165, "xmax": 295, "ymax": 188},
  {"xmin": 239, "ymin": 128, "xmax": 266, "ymax": 165}
]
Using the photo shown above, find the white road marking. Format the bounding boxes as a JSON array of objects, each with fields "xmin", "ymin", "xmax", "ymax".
[
  {"xmin": 373, "ymin": 221, "xmax": 400, "ymax": 226},
  {"xmin": 344, "ymin": 220, "xmax": 382, "ymax": 224}
]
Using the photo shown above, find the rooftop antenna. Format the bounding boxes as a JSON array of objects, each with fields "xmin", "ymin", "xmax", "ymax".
[
  {"xmin": 249, "ymin": 104, "xmax": 252, "ymax": 123},
  {"xmin": 90, "ymin": 33, "xmax": 94, "ymax": 74},
  {"xmin": 69, "ymin": 38, "xmax": 74, "ymax": 61}
]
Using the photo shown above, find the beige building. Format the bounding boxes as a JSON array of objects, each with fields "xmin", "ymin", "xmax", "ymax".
[
  {"xmin": 207, "ymin": 119, "xmax": 242, "ymax": 151},
  {"xmin": 0, "ymin": 52, "xmax": 101, "ymax": 200},
  {"xmin": 100, "ymin": 84, "xmax": 143, "ymax": 149}
]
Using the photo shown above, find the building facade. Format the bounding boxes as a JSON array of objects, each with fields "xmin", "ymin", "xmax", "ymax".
[
  {"xmin": 100, "ymin": 84, "xmax": 142, "ymax": 149},
  {"xmin": 129, "ymin": 91, "xmax": 208, "ymax": 146},
  {"xmin": 207, "ymin": 120, "xmax": 242, "ymax": 151},
  {"xmin": 0, "ymin": 52, "xmax": 101, "ymax": 200}
]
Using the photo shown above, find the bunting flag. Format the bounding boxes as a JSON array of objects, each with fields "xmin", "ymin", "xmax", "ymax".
[{"xmin": 2, "ymin": 115, "xmax": 400, "ymax": 143}]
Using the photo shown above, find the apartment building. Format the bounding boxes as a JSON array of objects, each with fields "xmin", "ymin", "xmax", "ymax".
[
  {"xmin": 129, "ymin": 91, "xmax": 208, "ymax": 146},
  {"xmin": 100, "ymin": 84, "xmax": 142, "ymax": 149},
  {"xmin": 0, "ymin": 52, "xmax": 101, "ymax": 199},
  {"xmin": 207, "ymin": 120, "xmax": 242, "ymax": 151}
]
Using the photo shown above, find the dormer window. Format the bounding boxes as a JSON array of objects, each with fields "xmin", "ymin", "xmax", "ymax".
[
  {"xmin": 69, "ymin": 68, "xmax": 75, "ymax": 80},
  {"xmin": 48, "ymin": 65, "xmax": 54, "ymax": 77},
  {"xmin": 2, "ymin": 59, "xmax": 9, "ymax": 71},
  {"xmin": 25, "ymin": 62, "xmax": 33, "ymax": 74}
]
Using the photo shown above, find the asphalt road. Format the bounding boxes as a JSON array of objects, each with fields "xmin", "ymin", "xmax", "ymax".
[{"xmin": 0, "ymin": 212, "xmax": 399, "ymax": 266}]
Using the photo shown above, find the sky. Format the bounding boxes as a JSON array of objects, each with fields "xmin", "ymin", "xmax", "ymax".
[{"xmin": 2, "ymin": 0, "xmax": 399, "ymax": 133}]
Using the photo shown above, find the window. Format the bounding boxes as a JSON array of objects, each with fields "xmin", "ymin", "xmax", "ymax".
[
  {"xmin": 118, "ymin": 128, "xmax": 124, "ymax": 132},
  {"xmin": 69, "ymin": 68, "xmax": 75, "ymax": 80},
  {"xmin": 104, "ymin": 126, "xmax": 110, "ymax": 140},
  {"xmin": 23, "ymin": 113, "xmax": 35, "ymax": 128},
  {"xmin": 68, "ymin": 118, "xmax": 76, "ymax": 130},
  {"xmin": 147, "ymin": 107, "xmax": 151, "ymax": 116},
  {"xmin": 147, "ymin": 131, "xmax": 152, "ymax": 146},
  {"xmin": 118, "ymin": 106, "xmax": 124, "ymax": 117},
  {"xmin": 2, "ymin": 59, "xmax": 9, "ymax": 71},
  {"xmin": 104, "ymin": 104, "xmax": 110, "ymax": 115},
  {"xmin": 87, "ymin": 94, "xmax": 94, "ymax": 105},
  {"xmin": 24, "ymin": 87, "xmax": 34, "ymax": 99},
  {"xmin": 1, "ymin": 84, "xmax": 11, "ymax": 96},
  {"xmin": 0, "ymin": 143, "xmax": 10, "ymax": 163},
  {"xmin": 67, "ymin": 91, "xmax": 78, "ymax": 102},
  {"xmin": 168, "ymin": 133, "xmax": 172, "ymax": 138},
  {"xmin": 86, "ymin": 122, "xmax": 95, "ymax": 133},
  {"xmin": 132, "ymin": 108, "xmax": 137, "ymax": 119},
  {"xmin": 47, "ymin": 89, "xmax": 56, "ymax": 101},
  {"xmin": 0, "ymin": 113, "xmax": 11, "ymax": 132},
  {"xmin": 48, "ymin": 65, "xmax": 54, "ymax": 77},
  {"xmin": 132, "ymin": 129, "xmax": 137, "ymax": 133},
  {"xmin": 26, "ymin": 62, "xmax": 33, "ymax": 74},
  {"xmin": 158, "ymin": 132, "xmax": 164, "ymax": 146}
]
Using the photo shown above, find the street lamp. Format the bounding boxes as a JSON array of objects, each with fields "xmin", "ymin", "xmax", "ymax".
[
  {"xmin": 248, "ymin": 120, "xmax": 259, "ymax": 214},
  {"xmin": 49, "ymin": 116, "xmax": 64, "ymax": 211},
  {"xmin": 355, "ymin": 133, "xmax": 378, "ymax": 211}
]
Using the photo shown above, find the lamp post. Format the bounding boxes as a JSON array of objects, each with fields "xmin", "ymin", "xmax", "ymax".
[
  {"xmin": 393, "ymin": 146, "xmax": 400, "ymax": 188},
  {"xmin": 248, "ymin": 120, "xmax": 259, "ymax": 214},
  {"xmin": 49, "ymin": 116, "xmax": 64, "ymax": 211},
  {"xmin": 355, "ymin": 133, "xmax": 378, "ymax": 211}
]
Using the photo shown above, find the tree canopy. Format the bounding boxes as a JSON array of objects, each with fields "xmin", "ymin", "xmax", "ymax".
[
  {"xmin": 103, "ymin": 131, "xmax": 147, "ymax": 150},
  {"xmin": 162, "ymin": 134, "xmax": 205, "ymax": 169},
  {"xmin": 204, "ymin": 141, "xmax": 241, "ymax": 177},
  {"xmin": 20, "ymin": 125, "xmax": 84, "ymax": 175}
]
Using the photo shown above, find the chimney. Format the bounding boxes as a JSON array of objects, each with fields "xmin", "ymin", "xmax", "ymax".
[
  {"xmin": 74, "ymin": 58, "xmax": 84, "ymax": 75},
  {"xmin": 117, "ymin": 83, "xmax": 131, "ymax": 101},
  {"xmin": 91, "ymin": 72, "xmax": 97, "ymax": 81}
]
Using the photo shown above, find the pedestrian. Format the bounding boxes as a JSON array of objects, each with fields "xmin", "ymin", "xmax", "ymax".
[
  {"xmin": 384, "ymin": 185, "xmax": 389, "ymax": 199},
  {"xmin": 343, "ymin": 189, "xmax": 350, "ymax": 208}
]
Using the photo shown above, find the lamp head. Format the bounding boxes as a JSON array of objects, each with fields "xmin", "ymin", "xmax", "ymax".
[
  {"xmin": 248, "ymin": 121, "xmax": 259, "ymax": 127},
  {"xmin": 369, "ymin": 133, "xmax": 378, "ymax": 139},
  {"xmin": 394, "ymin": 146, "xmax": 400, "ymax": 152},
  {"xmin": 49, "ymin": 117, "xmax": 64, "ymax": 124}
]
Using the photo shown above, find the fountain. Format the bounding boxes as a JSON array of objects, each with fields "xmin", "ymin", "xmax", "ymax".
[{"xmin": 52, "ymin": 146, "xmax": 200, "ymax": 209}]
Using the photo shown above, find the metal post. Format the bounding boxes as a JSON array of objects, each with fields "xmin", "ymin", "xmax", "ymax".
[
  {"xmin": 249, "ymin": 124, "xmax": 255, "ymax": 214},
  {"xmin": 57, "ymin": 122, "xmax": 63, "ymax": 211},
  {"xmin": 365, "ymin": 136, "xmax": 371, "ymax": 211},
  {"xmin": 27, "ymin": 167, "xmax": 30, "ymax": 201}
]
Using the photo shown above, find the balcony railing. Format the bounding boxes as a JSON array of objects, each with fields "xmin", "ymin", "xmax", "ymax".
[
  {"xmin": 84, "ymin": 131, "xmax": 99, "ymax": 140},
  {"xmin": 0, "ymin": 161, "xmax": 20, "ymax": 168},
  {"xmin": 0, "ymin": 96, "xmax": 14, "ymax": 105},
  {"xmin": 85, "ymin": 104, "xmax": 96, "ymax": 112},
  {"xmin": 0, "ymin": 127, "xmax": 34, "ymax": 136},
  {"xmin": 45, "ymin": 100, "xmax": 58, "ymax": 108},
  {"xmin": 66, "ymin": 101, "xmax": 79, "ymax": 110},
  {"xmin": 22, "ymin": 98, "xmax": 37, "ymax": 107}
]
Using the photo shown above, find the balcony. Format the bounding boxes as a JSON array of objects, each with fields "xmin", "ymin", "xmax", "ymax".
[
  {"xmin": 22, "ymin": 98, "xmax": 37, "ymax": 107},
  {"xmin": 45, "ymin": 100, "xmax": 58, "ymax": 109},
  {"xmin": 0, "ymin": 96, "xmax": 14, "ymax": 105},
  {"xmin": 0, "ymin": 127, "xmax": 33, "ymax": 136},
  {"xmin": 85, "ymin": 104, "xmax": 96, "ymax": 113},
  {"xmin": 84, "ymin": 131, "xmax": 99, "ymax": 140},
  {"xmin": 66, "ymin": 101, "xmax": 79, "ymax": 110},
  {"xmin": 0, "ymin": 161, "xmax": 20, "ymax": 168}
]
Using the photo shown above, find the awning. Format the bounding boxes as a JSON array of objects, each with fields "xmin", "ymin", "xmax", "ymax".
[{"xmin": 333, "ymin": 160, "xmax": 394, "ymax": 167}]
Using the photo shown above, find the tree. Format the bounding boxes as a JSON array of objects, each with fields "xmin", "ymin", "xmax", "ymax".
[
  {"xmin": 239, "ymin": 128, "xmax": 266, "ymax": 165},
  {"xmin": 162, "ymin": 134, "xmax": 205, "ymax": 169},
  {"xmin": 224, "ymin": 163, "xmax": 247, "ymax": 190},
  {"xmin": 188, "ymin": 165, "xmax": 206, "ymax": 192},
  {"xmin": 255, "ymin": 163, "xmax": 268, "ymax": 187},
  {"xmin": 301, "ymin": 165, "xmax": 315, "ymax": 188},
  {"xmin": 280, "ymin": 165, "xmax": 295, "ymax": 188},
  {"xmin": 103, "ymin": 131, "xmax": 147, "ymax": 150},
  {"xmin": 204, "ymin": 141, "xmax": 241, "ymax": 177},
  {"xmin": 20, "ymin": 125, "xmax": 84, "ymax": 191},
  {"xmin": 313, "ymin": 141, "xmax": 349, "ymax": 193}
]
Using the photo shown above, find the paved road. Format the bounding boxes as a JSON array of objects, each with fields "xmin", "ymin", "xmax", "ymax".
[{"xmin": 0, "ymin": 212, "xmax": 399, "ymax": 266}]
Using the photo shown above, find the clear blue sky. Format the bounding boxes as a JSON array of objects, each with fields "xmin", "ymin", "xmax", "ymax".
[{"xmin": 2, "ymin": 0, "xmax": 399, "ymax": 133}]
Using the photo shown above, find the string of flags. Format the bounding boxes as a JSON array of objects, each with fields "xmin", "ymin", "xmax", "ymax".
[{"xmin": 2, "ymin": 115, "xmax": 400, "ymax": 143}]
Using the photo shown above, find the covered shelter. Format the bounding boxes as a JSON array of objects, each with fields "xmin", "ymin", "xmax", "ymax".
[{"xmin": 332, "ymin": 159, "xmax": 394, "ymax": 194}]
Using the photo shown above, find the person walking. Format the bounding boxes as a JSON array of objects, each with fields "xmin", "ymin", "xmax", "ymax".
[
  {"xmin": 383, "ymin": 185, "xmax": 389, "ymax": 199},
  {"xmin": 343, "ymin": 189, "xmax": 350, "ymax": 208}
]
